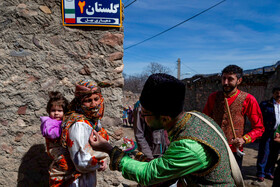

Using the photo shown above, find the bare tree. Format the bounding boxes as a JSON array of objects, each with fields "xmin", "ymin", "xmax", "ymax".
[
  {"xmin": 123, "ymin": 73, "xmax": 148, "ymax": 93},
  {"xmin": 144, "ymin": 62, "xmax": 171, "ymax": 75},
  {"xmin": 123, "ymin": 62, "xmax": 172, "ymax": 93}
]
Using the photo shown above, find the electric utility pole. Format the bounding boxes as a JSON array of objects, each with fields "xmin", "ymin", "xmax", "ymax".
[{"xmin": 177, "ymin": 58, "xmax": 181, "ymax": 80}]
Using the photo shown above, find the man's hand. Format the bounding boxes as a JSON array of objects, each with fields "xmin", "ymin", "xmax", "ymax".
[
  {"xmin": 98, "ymin": 159, "xmax": 107, "ymax": 171},
  {"xmin": 231, "ymin": 137, "xmax": 245, "ymax": 148},
  {"xmin": 274, "ymin": 133, "xmax": 280, "ymax": 143},
  {"xmin": 89, "ymin": 130, "xmax": 113, "ymax": 154}
]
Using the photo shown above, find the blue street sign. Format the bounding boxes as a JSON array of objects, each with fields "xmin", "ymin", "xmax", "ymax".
[{"xmin": 62, "ymin": 0, "xmax": 122, "ymax": 27}]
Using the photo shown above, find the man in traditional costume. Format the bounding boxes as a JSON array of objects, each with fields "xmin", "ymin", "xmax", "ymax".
[
  {"xmin": 203, "ymin": 65, "xmax": 264, "ymax": 169},
  {"xmin": 89, "ymin": 73, "xmax": 239, "ymax": 186}
]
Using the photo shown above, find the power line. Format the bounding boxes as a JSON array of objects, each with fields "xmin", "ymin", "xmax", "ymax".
[
  {"xmin": 123, "ymin": 0, "xmax": 130, "ymax": 4},
  {"xmin": 181, "ymin": 62, "xmax": 199, "ymax": 74},
  {"xmin": 124, "ymin": 0, "xmax": 137, "ymax": 8},
  {"xmin": 124, "ymin": 0, "xmax": 226, "ymax": 50},
  {"xmin": 124, "ymin": 50, "xmax": 166, "ymax": 62}
]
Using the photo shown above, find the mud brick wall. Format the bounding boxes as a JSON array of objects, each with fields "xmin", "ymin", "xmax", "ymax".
[{"xmin": 183, "ymin": 65, "xmax": 280, "ymax": 112}]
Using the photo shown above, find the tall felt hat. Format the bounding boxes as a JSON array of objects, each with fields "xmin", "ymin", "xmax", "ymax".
[{"xmin": 140, "ymin": 73, "xmax": 185, "ymax": 117}]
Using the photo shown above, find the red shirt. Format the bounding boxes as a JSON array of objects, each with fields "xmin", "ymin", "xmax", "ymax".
[{"xmin": 203, "ymin": 90, "xmax": 264, "ymax": 152}]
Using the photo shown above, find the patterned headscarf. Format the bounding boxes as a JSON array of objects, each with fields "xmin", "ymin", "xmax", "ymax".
[{"xmin": 75, "ymin": 80, "xmax": 101, "ymax": 98}]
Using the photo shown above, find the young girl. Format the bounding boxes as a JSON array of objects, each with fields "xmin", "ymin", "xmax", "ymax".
[
  {"xmin": 41, "ymin": 91, "xmax": 78, "ymax": 186},
  {"xmin": 40, "ymin": 91, "xmax": 68, "ymax": 160},
  {"xmin": 122, "ymin": 106, "xmax": 128, "ymax": 126}
]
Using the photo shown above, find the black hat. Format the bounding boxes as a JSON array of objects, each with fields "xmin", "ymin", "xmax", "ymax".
[{"xmin": 140, "ymin": 73, "xmax": 185, "ymax": 117}]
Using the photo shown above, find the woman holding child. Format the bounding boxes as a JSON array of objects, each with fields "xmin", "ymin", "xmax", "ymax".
[{"xmin": 41, "ymin": 80, "xmax": 109, "ymax": 186}]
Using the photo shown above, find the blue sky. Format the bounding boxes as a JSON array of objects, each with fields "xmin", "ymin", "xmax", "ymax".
[{"xmin": 122, "ymin": 0, "xmax": 280, "ymax": 79}]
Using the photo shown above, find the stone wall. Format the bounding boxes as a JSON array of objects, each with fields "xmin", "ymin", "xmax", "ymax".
[
  {"xmin": 122, "ymin": 91, "xmax": 140, "ymax": 108},
  {"xmin": 183, "ymin": 65, "xmax": 280, "ymax": 112},
  {"xmin": 0, "ymin": 0, "xmax": 129, "ymax": 186}
]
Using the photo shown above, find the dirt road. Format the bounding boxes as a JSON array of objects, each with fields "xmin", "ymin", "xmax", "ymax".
[{"xmin": 242, "ymin": 141, "xmax": 275, "ymax": 187}]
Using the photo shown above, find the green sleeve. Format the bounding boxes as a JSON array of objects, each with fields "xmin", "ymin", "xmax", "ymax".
[
  {"xmin": 275, "ymin": 125, "xmax": 280, "ymax": 136},
  {"xmin": 119, "ymin": 139, "xmax": 213, "ymax": 186}
]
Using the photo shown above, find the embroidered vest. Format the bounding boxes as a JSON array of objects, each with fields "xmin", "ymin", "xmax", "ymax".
[
  {"xmin": 212, "ymin": 91, "xmax": 248, "ymax": 144},
  {"xmin": 172, "ymin": 112, "xmax": 235, "ymax": 186}
]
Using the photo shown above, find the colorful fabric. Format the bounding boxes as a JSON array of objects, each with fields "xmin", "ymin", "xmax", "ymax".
[
  {"xmin": 48, "ymin": 147, "xmax": 80, "ymax": 187},
  {"xmin": 40, "ymin": 117, "xmax": 78, "ymax": 186},
  {"xmin": 40, "ymin": 116, "xmax": 66, "ymax": 166},
  {"xmin": 122, "ymin": 108, "xmax": 128, "ymax": 119},
  {"xmin": 75, "ymin": 79, "xmax": 100, "ymax": 98},
  {"xmin": 43, "ymin": 128, "xmax": 79, "ymax": 186},
  {"xmin": 66, "ymin": 120, "xmax": 108, "ymax": 185},
  {"xmin": 81, "ymin": 95, "xmax": 104, "ymax": 119},
  {"xmin": 203, "ymin": 90, "xmax": 264, "ymax": 152},
  {"xmin": 211, "ymin": 91, "xmax": 248, "ymax": 151},
  {"xmin": 110, "ymin": 139, "xmax": 212, "ymax": 186},
  {"xmin": 40, "ymin": 116, "xmax": 61, "ymax": 139},
  {"xmin": 49, "ymin": 112, "xmax": 109, "ymax": 187},
  {"xmin": 134, "ymin": 101, "xmax": 140, "ymax": 110},
  {"xmin": 110, "ymin": 112, "xmax": 235, "ymax": 186},
  {"xmin": 61, "ymin": 112, "xmax": 106, "ymax": 148},
  {"xmin": 172, "ymin": 112, "xmax": 234, "ymax": 185}
]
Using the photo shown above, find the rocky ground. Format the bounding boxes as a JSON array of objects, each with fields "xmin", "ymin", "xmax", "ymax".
[
  {"xmin": 242, "ymin": 141, "xmax": 275, "ymax": 187},
  {"xmin": 120, "ymin": 126, "xmax": 278, "ymax": 187}
]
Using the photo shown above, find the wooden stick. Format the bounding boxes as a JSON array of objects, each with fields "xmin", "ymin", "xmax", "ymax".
[
  {"xmin": 224, "ymin": 97, "xmax": 237, "ymax": 138},
  {"xmin": 224, "ymin": 97, "xmax": 245, "ymax": 156}
]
